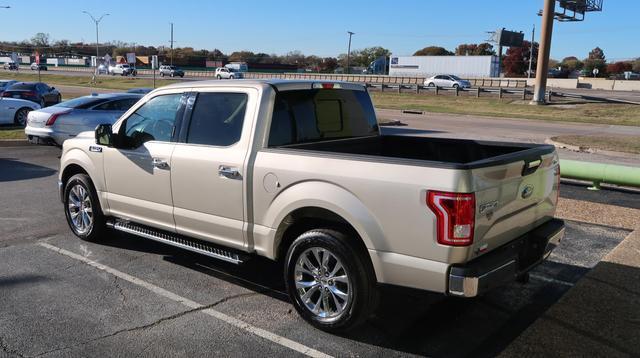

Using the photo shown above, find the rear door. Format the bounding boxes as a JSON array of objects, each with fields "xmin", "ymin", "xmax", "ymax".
[{"xmin": 170, "ymin": 88, "xmax": 257, "ymax": 251}]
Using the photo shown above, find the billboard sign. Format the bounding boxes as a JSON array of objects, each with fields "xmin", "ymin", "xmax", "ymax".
[
  {"xmin": 126, "ymin": 52, "xmax": 136, "ymax": 64},
  {"xmin": 492, "ymin": 28, "xmax": 525, "ymax": 47}
]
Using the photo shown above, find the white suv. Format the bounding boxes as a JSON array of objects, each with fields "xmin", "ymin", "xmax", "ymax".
[
  {"xmin": 109, "ymin": 64, "xmax": 137, "ymax": 76},
  {"xmin": 215, "ymin": 67, "xmax": 243, "ymax": 79}
]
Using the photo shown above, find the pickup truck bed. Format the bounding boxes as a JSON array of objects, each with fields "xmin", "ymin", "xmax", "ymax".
[{"xmin": 276, "ymin": 135, "xmax": 555, "ymax": 169}]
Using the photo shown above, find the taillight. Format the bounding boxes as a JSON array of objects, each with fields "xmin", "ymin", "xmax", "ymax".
[
  {"xmin": 427, "ymin": 191, "xmax": 476, "ymax": 246},
  {"xmin": 23, "ymin": 91, "xmax": 38, "ymax": 97},
  {"xmin": 45, "ymin": 111, "xmax": 70, "ymax": 126},
  {"xmin": 1, "ymin": 92, "xmax": 10, "ymax": 97}
]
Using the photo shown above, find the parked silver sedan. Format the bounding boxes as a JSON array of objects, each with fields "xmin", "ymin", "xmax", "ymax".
[
  {"xmin": 25, "ymin": 93, "xmax": 143, "ymax": 146},
  {"xmin": 424, "ymin": 74, "xmax": 472, "ymax": 88}
]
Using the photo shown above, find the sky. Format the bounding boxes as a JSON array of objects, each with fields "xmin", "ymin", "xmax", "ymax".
[{"xmin": 0, "ymin": 0, "xmax": 637, "ymax": 61}]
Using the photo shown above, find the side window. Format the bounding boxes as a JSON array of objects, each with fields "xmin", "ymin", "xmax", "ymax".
[
  {"xmin": 120, "ymin": 94, "xmax": 182, "ymax": 148},
  {"xmin": 94, "ymin": 98, "xmax": 139, "ymax": 111},
  {"xmin": 186, "ymin": 92, "xmax": 248, "ymax": 146}
]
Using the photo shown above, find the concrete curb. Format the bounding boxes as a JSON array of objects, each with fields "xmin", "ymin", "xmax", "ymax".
[
  {"xmin": 0, "ymin": 139, "xmax": 32, "ymax": 147},
  {"xmin": 545, "ymin": 137, "xmax": 639, "ymax": 159},
  {"xmin": 500, "ymin": 228, "xmax": 640, "ymax": 357}
]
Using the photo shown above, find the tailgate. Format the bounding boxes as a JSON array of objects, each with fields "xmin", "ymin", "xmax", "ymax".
[{"xmin": 470, "ymin": 151, "xmax": 560, "ymax": 260}]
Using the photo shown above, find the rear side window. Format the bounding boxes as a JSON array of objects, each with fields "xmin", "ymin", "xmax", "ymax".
[
  {"xmin": 93, "ymin": 98, "xmax": 140, "ymax": 111},
  {"xmin": 268, "ymin": 89, "xmax": 378, "ymax": 147},
  {"xmin": 186, "ymin": 92, "xmax": 248, "ymax": 146}
]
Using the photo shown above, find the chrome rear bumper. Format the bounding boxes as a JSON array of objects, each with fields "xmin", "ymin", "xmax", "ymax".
[{"xmin": 448, "ymin": 218, "xmax": 565, "ymax": 297}]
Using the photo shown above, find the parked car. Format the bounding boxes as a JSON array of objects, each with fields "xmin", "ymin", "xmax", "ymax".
[
  {"xmin": 59, "ymin": 79, "xmax": 563, "ymax": 332},
  {"xmin": 1, "ymin": 82, "xmax": 61, "ymax": 107},
  {"xmin": 3, "ymin": 63, "xmax": 19, "ymax": 71},
  {"xmin": 30, "ymin": 63, "xmax": 48, "ymax": 71},
  {"xmin": 97, "ymin": 64, "xmax": 109, "ymax": 74},
  {"xmin": 424, "ymin": 74, "xmax": 472, "ymax": 88},
  {"xmin": 159, "ymin": 65, "xmax": 185, "ymax": 78},
  {"xmin": 215, "ymin": 67, "xmax": 243, "ymax": 79},
  {"xmin": 0, "ymin": 80, "xmax": 17, "ymax": 95},
  {"xmin": 108, "ymin": 64, "xmax": 137, "ymax": 76},
  {"xmin": 0, "ymin": 97, "xmax": 40, "ymax": 126},
  {"xmin": 25, "ymin": 93, "xmax": 142, "ymax": 146},
  {"xmin": 127, "ymin": 87, "xmax": 153, "ymax": 94}
]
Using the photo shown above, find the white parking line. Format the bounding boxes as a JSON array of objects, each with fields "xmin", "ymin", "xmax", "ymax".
[{"xmin": 39, "ymin": 242, "xmax": 332, "ymax": 358}]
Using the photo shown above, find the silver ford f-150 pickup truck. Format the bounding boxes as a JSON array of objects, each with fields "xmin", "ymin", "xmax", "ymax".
[{"xmin": 59, "ymin": 79, "xmax": 564, "ymax": 332}]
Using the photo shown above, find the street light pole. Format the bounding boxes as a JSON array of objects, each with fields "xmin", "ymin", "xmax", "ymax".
[
  {"xmin": 528, "ymin": 24, "xmax": 535, "ymax": 78},
  {"xmin": 170, "ymin": 23, "xmax": 175, "ymax": 66},
  {"xmin": 82, "ymin": 11, "xmax": 110, "ymax": 76},
  {"xmin": 346, "ymin": 31, "xmax": 355, "ymax": 74}
]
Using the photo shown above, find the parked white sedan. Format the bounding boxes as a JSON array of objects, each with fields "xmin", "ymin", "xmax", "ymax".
[{"xmin": 0, "ymin": 97, "xmax": 40, "ymax": 126}]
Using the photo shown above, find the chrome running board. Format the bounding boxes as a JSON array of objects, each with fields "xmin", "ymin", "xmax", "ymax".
[{"xmin": 108, "ymin": 220, "xmax": 247, "ymax": 264}]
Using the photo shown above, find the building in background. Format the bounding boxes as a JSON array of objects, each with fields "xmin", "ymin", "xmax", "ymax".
[{"xmin": 389, "ymin": 55, "xmax": 500, "ymax": 78}]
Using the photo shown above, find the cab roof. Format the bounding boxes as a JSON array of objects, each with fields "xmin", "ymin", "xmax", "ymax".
[{"xmin": 157, "ymin": 79, "xmax": 366, "ymax": 92}]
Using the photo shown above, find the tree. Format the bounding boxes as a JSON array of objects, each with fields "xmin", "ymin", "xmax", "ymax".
[
  {"xmin": 30, "ymin": 33, "xmax": 50, "ymax": 48},
  {"xmin": 588, "ymin": 47, "xmax": 605, "ymax": 61},
  {"xmin": 606, "ymin": 61, "xmax": 632, "ymax": 75},
  {"xmin": 633, "ymin": 58, "xmax": 640, "ymax": 73},
  {"xmin": 413, "ymin": 46, "xmax": 453, "ymax": 56},
  {"xmin": 228, "ymin": 51, "xmax": 255, "ymax": 62},
  {"xmin": 455, "ymin": 43, "xmax": 495, "ymax": 56},
  {"xmin": 502, "ymin": 40, "xmax": 538, "ymax": 77},
  {"xmin": 561, "ymin": 56, "xmax": 583, "ymax": 72}
]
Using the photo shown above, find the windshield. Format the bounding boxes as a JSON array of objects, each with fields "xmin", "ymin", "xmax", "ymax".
[{"xmin": 54, "ymin": 96, "xmax": 109, "ymax": 109}]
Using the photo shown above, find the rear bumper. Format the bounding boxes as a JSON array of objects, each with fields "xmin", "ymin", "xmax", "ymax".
[{"xmin": 448, "ymin": 218, "xmax": 565, "ymax": 297}]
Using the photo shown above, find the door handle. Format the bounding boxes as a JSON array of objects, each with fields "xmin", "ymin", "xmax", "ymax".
[
  {"xmin": 218, "ymin": 165, "xmax": 241, "ymax": 179},
  {"xmin": 152, "ymin": 157, "xmax": 170, "ymax": 169}
]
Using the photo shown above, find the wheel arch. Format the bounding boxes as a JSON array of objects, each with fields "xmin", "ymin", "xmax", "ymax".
[{"xmin": 261, "ymin": 181, "xmax": 386, "ymax": 280}]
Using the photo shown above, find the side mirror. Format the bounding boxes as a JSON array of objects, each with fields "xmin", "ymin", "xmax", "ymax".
[{"xmin": 95, "ymin": 123, "xmax": 114, "ymax": 147}]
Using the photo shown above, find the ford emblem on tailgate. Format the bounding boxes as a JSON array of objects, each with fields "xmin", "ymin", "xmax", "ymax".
[{"xmin": 521, "ymin": 185, "xmax": 534, "ymax": 199}]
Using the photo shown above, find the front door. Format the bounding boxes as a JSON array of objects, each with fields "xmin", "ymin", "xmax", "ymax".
[
  {"xmin": 103, "ymin": 92, "xmax": 185, "ymax": 232},
  {"xmin": 170, "ymin": 89, "xmax": 254, "ymax": 251}
]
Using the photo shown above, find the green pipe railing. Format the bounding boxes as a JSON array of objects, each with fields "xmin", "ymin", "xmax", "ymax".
[{"xmin": 560, "ymin": 159, "xmax": 640, "ymax": 190}]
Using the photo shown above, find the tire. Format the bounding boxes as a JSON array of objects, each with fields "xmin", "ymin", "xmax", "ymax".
[
  {"xmin": 13, "ymin": 107, "xmax": 31, "ymax": 127},
  {"xmin": 284, "ymin": 229, "xmax": 377, "ymax": 332},
  {"xmin": 63, "ymin": 174, "xmax": 107, "ymax": 242},
  {"xmin": 230, "ymin": 75, "xmax": 235, "ymax": 79},
  {"xmin": 39, "ymin": 99, "xmax": 45, "ymax": 108},
  {"xmin": 160, "ymin": 72, "xmax": 165, "ymax": 77},
  {"xmin": 427, "ymin": 82, "xmax": 435, "ymax": 87},
  {"xmin": 56, "ymin": 95, "xmax": 61, "ymax": 104},
  {"xmin": 216, "ymin": 75, "xmax": 222, "ymax": 80},
  {"xmin": 452, "ymin": 83, "xmax": 459, "ymax": 88},
  {"xmin": 170, "ymin": 73, "xmax": 174, "ymax": 78}
]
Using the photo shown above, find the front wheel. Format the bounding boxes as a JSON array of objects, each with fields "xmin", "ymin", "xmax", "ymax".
[
  {"xmin": 63, "ymin": 174, "xmax": 107, "ymax": 242},
  {"xmin": 14, "ymin": 107, "xmax": 31, "ymax": 126},
  {"xmin": 452, "ymin": 83, "xmax": 459, "ymax": 88},
  {"xmin": 284, "ymin": 229, "xmax": 377, "ymax": 332}
]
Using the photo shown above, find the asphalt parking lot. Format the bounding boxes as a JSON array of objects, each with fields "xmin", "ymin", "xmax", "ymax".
[{"xmin": 0, "ymin": 145, "xmax": 635, "ymax": 357}]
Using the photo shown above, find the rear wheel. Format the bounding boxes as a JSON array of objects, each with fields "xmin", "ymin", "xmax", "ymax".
[
  {"xmin": 427, "ymin": 82, "xmax": 435, "ymax": 87},
  {"xmin": 216, "ymin": 75, "xmax": 222, "ymax": 79},
  {"xmin": 63, "ymin": 174, "xmax": 107, "ymax": 242},
  {"xmin": 13, "ymin": 107, "xmax": 31, "ymax": 126},
  {"xmin": 284, "ymin": 229, "xmax": 377, "ymax": 332}
]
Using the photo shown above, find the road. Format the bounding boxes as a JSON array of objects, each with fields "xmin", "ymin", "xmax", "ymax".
[
  {"xmin": 5, "ymin": 67, "xmax": 640, "ymax": 103},
  {"xmin": 0, "ymin": 145, "xmax": 636, "ymax": 357}
]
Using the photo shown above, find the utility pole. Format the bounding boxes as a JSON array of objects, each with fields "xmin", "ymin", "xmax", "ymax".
[
  {"xmin": 82, "ymin": 11, "xmax": 110, "ymax": 77},
  {"xmin": 170, "ymin": 23, "xmax": 175, "ymax": 66},
  {"xmin": 531, "ymin": 0, "xmax": 555, "ymax": 104},
  {"xmin": 528, "ymin": 24, "xmax": 535, "ymax": 78},
  {"xmin": 346, "ymin": 31, "xmax": 354, "ymax": 74}
]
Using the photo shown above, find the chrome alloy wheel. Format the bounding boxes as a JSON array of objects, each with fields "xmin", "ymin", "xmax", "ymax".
[
  {"xmin": 67, "ymin": 184, "xmax": 93, "ymax": 235},
  {"xmin": 295, "ymin": 247, "xmax": 351, "ymax": 321}
]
